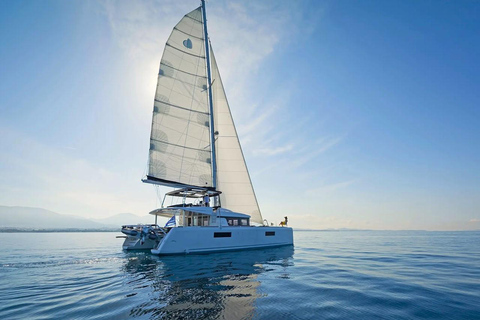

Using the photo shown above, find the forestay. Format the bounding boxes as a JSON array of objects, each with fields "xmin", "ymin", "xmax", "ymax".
[{"xmin": 147, "ymin": 7, "xmax": 213, "ymax": 188}]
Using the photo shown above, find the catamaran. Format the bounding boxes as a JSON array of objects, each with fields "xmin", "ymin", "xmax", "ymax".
[{"xmin": 120, "ymin": 0, "xmax": 293, "ymax": 254}]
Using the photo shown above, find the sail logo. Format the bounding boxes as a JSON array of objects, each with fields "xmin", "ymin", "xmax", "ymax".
[{"xmin": 183, "ymin": 38, "xmax": 193, "ymax": 49}]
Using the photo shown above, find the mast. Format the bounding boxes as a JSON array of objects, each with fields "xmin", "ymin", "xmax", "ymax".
[{"xmin": 201, "ymin": 0, "xmax": 217, "ymax": 190}]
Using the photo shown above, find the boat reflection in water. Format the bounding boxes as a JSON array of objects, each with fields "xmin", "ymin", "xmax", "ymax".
[{"xmin": 122, "ymin": 246, "xmax": 294, "ymax": 319}]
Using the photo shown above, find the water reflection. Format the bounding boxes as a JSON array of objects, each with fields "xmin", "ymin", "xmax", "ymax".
[{"xmin": 122, "ymin": 247, "xmax": 294, "ymax": 319}]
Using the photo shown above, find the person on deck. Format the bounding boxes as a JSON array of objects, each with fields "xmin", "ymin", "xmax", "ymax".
[{"xmin": 203, "ymin": 194, "xmax": 210, "ymax": 207}]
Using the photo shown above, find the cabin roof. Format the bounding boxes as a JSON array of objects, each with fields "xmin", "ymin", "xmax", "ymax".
[{"xmin": 149, "ymin": 207, "xmax": 250, "ymax": 219}]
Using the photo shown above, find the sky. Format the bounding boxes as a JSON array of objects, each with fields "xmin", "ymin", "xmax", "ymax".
[{"xmin": 1, "ymin": 0, "xmax": 479, "ymax": 230}]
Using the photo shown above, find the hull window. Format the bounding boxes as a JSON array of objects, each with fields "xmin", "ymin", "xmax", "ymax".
[
  {"xmin": 265, "ymin": 231, "xmax": 275, "ymax": 236},
  {"xmin": 227, "ymin": 218, "xmax": 250, "ymax": 226},
  {"xmin": 214, "ymin": 232, "xmax": 232, "ymax": 238}
]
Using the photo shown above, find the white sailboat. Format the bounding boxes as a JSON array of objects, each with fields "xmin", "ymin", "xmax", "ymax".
[{"xmin": 121, "ymin": 0, "xmax": 293, "ymax": 254}]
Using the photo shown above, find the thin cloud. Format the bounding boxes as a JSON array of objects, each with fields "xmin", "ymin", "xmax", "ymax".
[
  {"xmin": 237, "ymin": 104, "xmax": 278, "ymax": 138},
  {"xmin": 306, "ymin": 179, "xmax": 357, "ymax": 196},
  {"xmin": 291, "ymin": 136, "xmax": 343, "ymax": 168},
  {"xmin": 254, "ymin": 144, "xmax": 294, "ymax": 156},
  {"xmin": 251, "ymin": 135, "xmax": 344, "ymax": 177},
  {"xmin": 96, "ymin": 0, "xmax": 190, "ymax": 60}
]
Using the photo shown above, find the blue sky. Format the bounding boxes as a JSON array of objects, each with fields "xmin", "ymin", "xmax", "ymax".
[{"xmin": 1, "ymin": 0, "xmax": 479, "ymax": 230}]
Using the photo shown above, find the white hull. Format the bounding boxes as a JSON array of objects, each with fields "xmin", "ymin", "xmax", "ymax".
[{"xmin": 151, "ymin": 226, "xmax": 293, "ymax": 255}]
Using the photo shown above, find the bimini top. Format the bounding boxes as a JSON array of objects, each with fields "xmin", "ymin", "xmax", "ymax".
[
  {"xmin": 165, "ymin": 188, "xmax": 222, "ymax": 199},
  {"xmin": 149, "ymin": 206, "xmax": 249, "ymax": 219}
]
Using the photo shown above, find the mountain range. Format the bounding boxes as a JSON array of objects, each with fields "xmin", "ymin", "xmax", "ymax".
[{"xmin": 0, "ymin": 205, "xmax": 155, "ymax": 230}]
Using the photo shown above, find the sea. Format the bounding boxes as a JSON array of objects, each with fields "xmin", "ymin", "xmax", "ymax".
[{"xmin": 0, "ymin": 230, "xmax": 479, "ymax": 319}]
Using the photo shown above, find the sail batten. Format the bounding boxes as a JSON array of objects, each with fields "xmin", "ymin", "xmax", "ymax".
[
  {"xmin": 174, "ymin": 27, "xmax": 204, "ymax": 40},
  {"xmin": 154, "ymin": 99, "xmax": 209, "ymax": 115},
  {"xmin": 165, "ymin": 43, "xmax": 206, "ymax": 59},
  {"xmin": 150, "ymin": 139, "xmax": 210, "ymax": 153},
  {"xmin": 160, "ymin": 62, "xmax": 207, "ymax": 78}
]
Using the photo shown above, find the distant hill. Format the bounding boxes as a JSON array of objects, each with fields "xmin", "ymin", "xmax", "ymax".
[
  {"xmin": 92, "ymin": 212, "xmax": 154, "ymax": 226},
  {"xmin": 0, "ymin": 206, "xmax": 152, "ymax": 230}
]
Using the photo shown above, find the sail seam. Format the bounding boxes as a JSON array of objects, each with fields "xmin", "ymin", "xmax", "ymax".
[
  {"xmin": 155, "ymin": 99, "xmax": 209, "ymax": 115},
  {"xmin": 174, "ymin": 27, "xmax": 203, "ymax": 40},
  {"xmin": 185, "ymin": 14, "xmax": 203, "ymax": 24},
  {"xmin": 166, "ymin": 43, "xmax": 205, "ymax": 59},
  {"xmin": 160, "ymin": 62, "xmax": 207, "ymax": 79},
  {"xmin": 151, "ymin": 138, "xmax": 210, "ymax": 152}
]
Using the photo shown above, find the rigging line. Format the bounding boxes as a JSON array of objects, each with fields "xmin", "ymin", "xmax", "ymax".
[
  {"xmin": 200, "ymin": 133, "xmax": 217, "ymax": 150},
  {"xmin": 201, "ymin": 79, "xmax": 215, "ymax": 92},
  {"xmin": 166, "ymin": 43, "xmax": 205, "ymax": 59}
]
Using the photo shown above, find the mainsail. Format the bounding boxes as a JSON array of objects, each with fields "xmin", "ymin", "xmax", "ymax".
[
  {"xmin": 210, "ymin": 48, "xmax": 263, "ymax": 225},
  {"xmin": 145, "ymin": 5, "xmax": 263, "ymax": 225},
  {"xmin": 147, "ymin": 7, "xmax": 212, "ymax": 188}
]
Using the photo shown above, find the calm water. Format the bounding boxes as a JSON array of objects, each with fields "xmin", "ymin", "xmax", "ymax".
[{"xmin": 0, "ymin": 230, "xmax": 479, "ymax": 319}]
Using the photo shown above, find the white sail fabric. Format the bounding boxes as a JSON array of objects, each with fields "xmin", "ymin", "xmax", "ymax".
[
  {"xmin": 210, "ymin": 48, "xmax": 263, "ymax": 224},
  {"xmin": 148, "ymin": 7, "xmax": 213, "ymax": 188}
]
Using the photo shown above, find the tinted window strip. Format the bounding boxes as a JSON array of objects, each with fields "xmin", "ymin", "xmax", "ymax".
[{"xmin": 214, "ymin": 232, "xmax": 231, "ymax": 238}]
